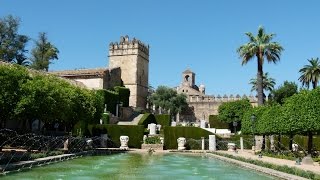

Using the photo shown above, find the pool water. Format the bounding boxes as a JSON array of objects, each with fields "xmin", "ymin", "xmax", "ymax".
[{"xmin": 2, "ymin": 153, "xmax": 276, "ymax": 180}]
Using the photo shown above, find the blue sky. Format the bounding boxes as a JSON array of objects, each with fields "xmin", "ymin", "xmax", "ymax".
[{"xmin": 1, "ymin": 0, "xmax": 320, "ymax": 95}]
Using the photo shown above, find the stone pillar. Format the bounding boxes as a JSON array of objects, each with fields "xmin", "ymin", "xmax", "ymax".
[
  {"xmin": 200, "ymin": 120, "xmax": 206, "ymax": 128},
  {"xmin": 240, "ymin": 137, "xmax": 244, "ymax": 151},
  {"xmin": 148, "ymin": 123, "xmax": 157, "ymax": 135},
  {"xmin": 176, "ymin": 112, "xmax": 180, "ymax": 123},
  {"xmin": 209, "ymin": 135, "xmax": 216, "ymax": 151},
  {"xmin": 270, "ymin": 135, "xmax": 275, "ymax": 151},
  {"xmin": 201, "ymin": 137, "xmax": 205, "ymax": 150}
]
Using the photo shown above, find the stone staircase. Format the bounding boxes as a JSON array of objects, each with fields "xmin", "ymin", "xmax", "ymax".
[{"xmin": 117, "ymin": 114, "xmax": 144, "ymax": 125}]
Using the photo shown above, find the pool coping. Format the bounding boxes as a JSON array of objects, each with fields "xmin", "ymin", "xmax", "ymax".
[
  {"xmin": 0, "ymin": 149, "xmax": 126, "ymax": 175},
  {"xmin": 170, "ymin": 151, "xmax": 308, "ymax": 180}
]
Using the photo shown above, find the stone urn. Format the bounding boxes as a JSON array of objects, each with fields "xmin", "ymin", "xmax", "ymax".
[
  {"xmin": 120, "ymin": 136, "xmax": 129, "ymax": 150},
  {"xmin": 177, "ymin": 137, "xmax": 186, "ymax": 150}
]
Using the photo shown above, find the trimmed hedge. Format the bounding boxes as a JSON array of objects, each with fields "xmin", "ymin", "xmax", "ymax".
[
  {"xmin": 114, "ymin": 86, "xmax": 130, "ymax": 107},
  {"xmin": 88, "ymin": 124, "xmax": 144, "ymax": 148},
  {"xmin": 209, "ymin": 115, "xmax": 229, "ymax": 129},
  {"xmin": 138, "ymin": 113, "xmax": 157, "ymax": 128},
  {"xmin": 155, "ymin": 114, "xmax": 171, "ymax": 127},
  {"xmin": 164, "ymin": 126, "xmax": 219, "ymax": 149}
]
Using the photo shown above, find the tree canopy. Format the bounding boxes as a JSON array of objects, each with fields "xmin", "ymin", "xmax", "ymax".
[
  {"xmin": 30, "ymin": 32, "xmax": 59, "ymax": 71},
  {"xmin": 299, "ymin": 58, "xmax": 320, "ymax": 89},
  {"xmin": 0, "ymin": 15, "xmax": 29, "ymax": 64},
  {"xmin": 150, "ymin": 86, "xmax": 188, "ymax": 115},
  {"xmin": 270, "ymin": 81, "xmax": 298, "ymax": 105},
  {"xmin": 218, "ymin": 99, "xmax": 252, "ymax": 123},
  {"xmin": 237, "ymin": 26, "xmax": 284, "ymax": 105}
]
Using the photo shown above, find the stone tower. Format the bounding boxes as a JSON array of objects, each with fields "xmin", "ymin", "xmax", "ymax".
[
  {"xmin": 108, "ymin": 35, "xmax": 149, "ymax": 108},
  {"xmin": 182, "ymin": 69, "xmax": 195, "ymax": 87}
]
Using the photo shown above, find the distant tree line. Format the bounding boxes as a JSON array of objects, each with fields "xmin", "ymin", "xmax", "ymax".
[{"xmin": 0, "ymin": 15, "xmax": 58, "ymax": 71}]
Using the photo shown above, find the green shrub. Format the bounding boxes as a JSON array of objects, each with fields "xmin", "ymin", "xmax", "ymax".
[
  {"xmin": 185, "ymin": 139, "xmax": 202, "ymax": 150},
  {"xmin": 209, "ymin": 115, "xmax": 229, "ymax": 129},
  {"xmin": 145, "ymin": 136, "xmax": 161, "ymax": 144},
  {"xmin": 164, "ymin": 126, "xmax": 219, "ymax": 149},
  {"xmin": 155, "ymin": 114, "xmax": 171, "ymax": 127},
  {"xmin": 114, "ymin": 86, "xmax": 130, "ymax": 107},
  {"xmin": 88, "ymin": 124, "xmax": 144, "ymax": 148},
  {"xmin": 138, "ymin": 113, "xmax": 157, "ymax": 128}
]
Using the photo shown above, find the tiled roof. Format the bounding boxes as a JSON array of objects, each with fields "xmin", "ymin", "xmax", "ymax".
[{"xmin": 50, "ymin": 68, "xmax": 108, "ymax": 77}]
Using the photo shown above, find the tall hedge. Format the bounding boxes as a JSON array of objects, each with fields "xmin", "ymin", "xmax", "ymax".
[
  {"xmin": 114, "ymin": 86, "xmax": 130, "ymax": 107},
  {"xmin": 155, "ymin": 114, "xmax": 171, "ymax": 127},
  {"xmin": 218, "ymin": 99, "xmax": 252, "ymax": 123},
  {"xmin": 164, "ymin": 127, "xmax": 218, "ymax": 149},
  {"xmin": 0, "ymin": 64, "xmax": 30, "ymax": 126},
  {"xmin": 138, "ymin": 113, "xmax": 157, "ymax": 128},
  {"xmin": 88, "ymin": 124, "xmax": 144, "ymax": 148},
  {"xmin": 209, "ymin": 115, "xmax": 229, "ymax": 129}
]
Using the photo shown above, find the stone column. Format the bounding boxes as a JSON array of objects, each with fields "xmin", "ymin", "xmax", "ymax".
[
  {"xmin": 201, "ymin": 137, "xmax": 205, "ymax": 150},
  {"xmin": 148, "ymin": 123, "xmax": 157, "ymax": 135},
  {"xmin": 270, "ymin": 135, "xmax": 275, "ymax": 151},
  {"xmin": 200, "ymin": 120, "xmax": 206, "ymax": 128},
  {"xmin": 240, "ymin": 137, "xmax": 244, "ymax": 151},
  {"xmin": 209, "ymin": 135, "xmax": 216, "ymax": 151}
]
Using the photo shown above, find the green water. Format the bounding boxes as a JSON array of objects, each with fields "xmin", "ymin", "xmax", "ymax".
[{"xmin": 2, "ymin": 153, "xmax": 276, "ymax": 180}]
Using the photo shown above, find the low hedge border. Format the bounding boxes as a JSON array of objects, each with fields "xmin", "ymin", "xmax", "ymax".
[
  {"xmin": 210, "ymin": 152, "xmax": 319, "ymax": 180},
  {"xmin": 88, "ymin": 124, "xmax": 144, "ymax": 148},
  {"xmin": 164, "ymin": 126, "xmax": 220, "ymax": 149}
]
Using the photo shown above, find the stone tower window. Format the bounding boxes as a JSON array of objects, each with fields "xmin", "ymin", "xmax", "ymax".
[{"xmin": 185, "ymin": 75, "xmax": 190, "ymax": 82}]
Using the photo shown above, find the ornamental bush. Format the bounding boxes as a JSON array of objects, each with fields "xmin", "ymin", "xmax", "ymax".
[
  {"xmin": 138, "ymin": 113, "xmax": 157, "ymax": 128},
  {"xmin": 209, "ymin": 115, "xmax": 229, "ymax": 129},
  {"xmin": 218, "ymin": 99, "xmax": 252, "ymax": 123},
  {"xmin": 155, "ymin": 114, "xmax": 171, "ymax": 127}
]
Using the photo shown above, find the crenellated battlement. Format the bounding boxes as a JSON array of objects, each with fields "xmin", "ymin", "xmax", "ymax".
[
  {"xmin": 109, "ymin": 35, "xmax": 149, "ymax": 57},
  {"xmin": 188, "ymin": 94, "xmax": 258, "ymax": 103}
]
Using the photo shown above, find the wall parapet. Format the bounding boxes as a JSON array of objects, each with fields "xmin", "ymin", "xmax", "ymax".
[
  {"xmin": 109, "ymin": 35, "xmax": 149, "ymax": 56},
  {"xmin": 188, "ymin": 94, "xmax": 258, "ymax": 103}
]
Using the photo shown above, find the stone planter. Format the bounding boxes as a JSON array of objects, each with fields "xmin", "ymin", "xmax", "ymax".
[
  {"xmin": 227, "ymin": 143, "xmax": 236, "ymax": 151},
  {"xmin": 177, "ymin": 137, "xmax": 186, "ymax": 150},
  {"xmin": 120, "ymin": 136, "xmax": 129, "ymax": 150},
  {"xmin": 141, "ymin": 144, "xmax": 163, "ymax": 150}
]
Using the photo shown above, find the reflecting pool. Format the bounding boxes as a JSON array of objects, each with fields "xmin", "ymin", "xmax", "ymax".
[{"xmin": 2, "ymin": 153, "xmax": 276, "ymax": 179}]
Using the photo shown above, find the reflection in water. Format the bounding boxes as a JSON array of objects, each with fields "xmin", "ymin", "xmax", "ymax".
[{"xmin": 2, "ymin": 153, "xmax": 275, "ymax": 180}]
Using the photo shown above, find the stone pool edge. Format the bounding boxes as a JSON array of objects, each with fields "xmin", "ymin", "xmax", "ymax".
[
  {"xmin": 171, "ymin": 151, "xmax": 307, "ymax": 180},
  {"xmin": 0, "ymin": 149, "xmax": 126, "ymax": 175}
]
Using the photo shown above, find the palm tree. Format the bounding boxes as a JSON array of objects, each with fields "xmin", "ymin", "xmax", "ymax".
[
  {"xmin": 237, "ymin": 26, "xmax": 284, "ymax": 105},
  {"xmin": 299, "ymin": 58, "xmax": 320, "ymax": 89},
  {"xmin": 30, "ymin": 32, "xmax": 59, "ymax": 71},
  {"xmin": 249, "ymin": 72, "xmax": 276, "ymax": 100}
]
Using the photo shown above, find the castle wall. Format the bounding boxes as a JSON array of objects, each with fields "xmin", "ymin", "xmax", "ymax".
[{"xmin": 74, "ymin": 78, "xmax": 104, "ymax": 90}]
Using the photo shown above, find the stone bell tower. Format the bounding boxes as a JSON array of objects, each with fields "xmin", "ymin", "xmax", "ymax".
[
  {"xmin": 108, "ymin": 35, "xmax": 149, "ymax": 108},
  {"xmin": 182, "ymin": 69, "xmax": 195, "ymax": 87}
]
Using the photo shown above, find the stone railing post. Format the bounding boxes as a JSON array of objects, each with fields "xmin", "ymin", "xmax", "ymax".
[{"xmin": 209, "ymin": 135, "xmax": 216, "ymax": 151}]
